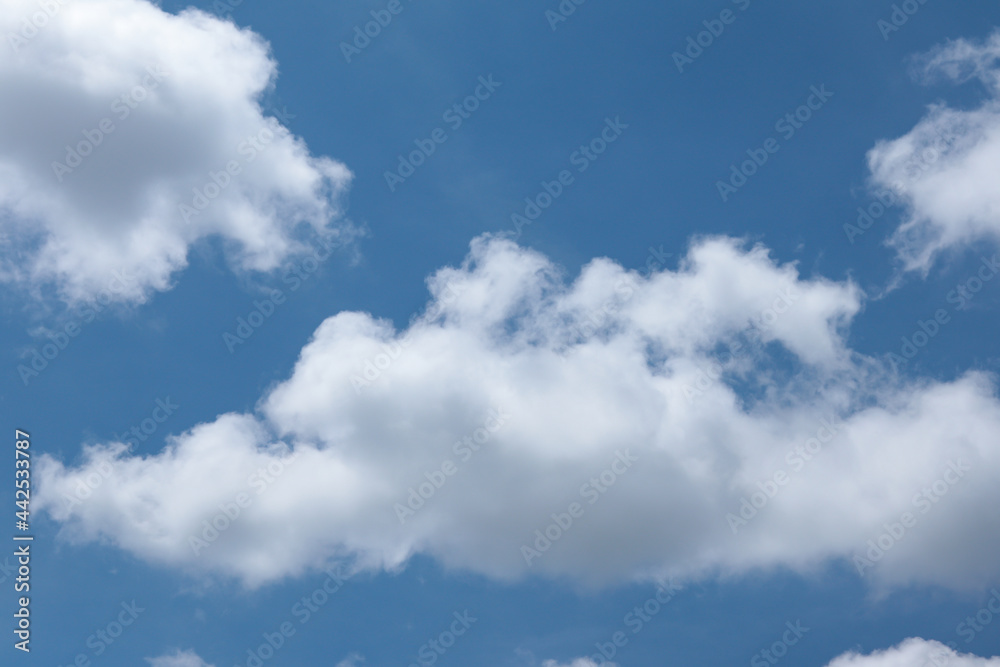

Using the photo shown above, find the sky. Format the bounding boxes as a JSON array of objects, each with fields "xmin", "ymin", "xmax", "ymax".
[{"xmin": 2, "ymin": 0, "xmax": 1000, "ymax": 665}]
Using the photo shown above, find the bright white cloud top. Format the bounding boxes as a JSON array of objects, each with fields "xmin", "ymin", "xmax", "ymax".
[
  {"xmin": 34, "ymin": 234, "xmax": 1000, "ymax": 590},
  {"xmin": 146, "ymin": 650, "xmax": 216, "ymax": 667},
  {"xmin": 0, "ymin": 0, "xmax": 351, "ymax": 304},
  {"xmin": 141, "ymin": 639, "xmax": 1000, "ymax": 667},
  {"xmin": 824, "ymin": 638, "xmax": 1000, "ymax": 667},
  {"xmin": 868, "ymin": 31, "xmax": 1000, "ymax": 271},
  {"xmin": 542, "ymin": 659, "xmax": 613, "ymax": 667}
]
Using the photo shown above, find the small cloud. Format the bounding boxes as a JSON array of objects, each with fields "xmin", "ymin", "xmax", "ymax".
[
  {"xmin": 825, "ymin": 638, "xmax": 1000, "ymax": 666},
  {"xmin": 543, "ymin": 659, "xmax": 616, "ymax": 667},
  {"xmin": 868, "ymin": 30, "xmax": 1000, "ymax": 271},
  {"xmin": 146, "ymin": 649, "xmax": 214, "ymax": 667},
  {"xmin": 336, "ymin": 653, "xmax": 365, "ymax": 667}
]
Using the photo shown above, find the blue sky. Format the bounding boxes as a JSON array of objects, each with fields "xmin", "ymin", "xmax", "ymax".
[{"xmin": 3, "ymin": 0, "xmax": 1000, "ymax": 665}]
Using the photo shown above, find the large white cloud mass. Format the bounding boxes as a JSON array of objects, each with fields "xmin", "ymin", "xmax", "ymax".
[
  {"xmin": 34, "ymin": 235, "xmax": 1000, "ymax": 590},
  {"xmin": 825, "ymin": 638, "xmax": 1000, "ymax": 667},
  {"xmin": 868, "ymin": 31, "xmax": 1000, "ymax": 271},
  {"xmin": 0, "ymin": 0, "xmax": 351, "ymax": 304}
]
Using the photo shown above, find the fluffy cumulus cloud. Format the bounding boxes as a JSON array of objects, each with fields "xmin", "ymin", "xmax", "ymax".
[
  {"xmin": 825, "ymin": 638, "xmax": 1000, "ymax": 667},
  {"xmin": 34, "ymin": 235, "xmax": 1000, "ymax": 589},
  {"xmin": 146, "ymin": 649, "xmax": 215, "ymax": 667},
  {"xmin": 868, "ymin": 31, "xmax": 1000, "ymax": 271},
  {"xmin": 0, "ymin": 0, "xmax": 351, "ymax": 304}
]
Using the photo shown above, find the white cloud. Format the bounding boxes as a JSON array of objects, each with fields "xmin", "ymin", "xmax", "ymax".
[
  {"xmin": 34, "ymin": 235, "xmax": 1000, "ymax": 590},
  {"xmin": 868, "ymin": 31, "xmax": 1000, "ymax": 271},
  {"xmin": 825, "ymin": 638, "xmax": 1000, "ymax": 667},
  {"xmin": 0, "ymin": 0, "xmax": 352, "ymax": 304},
  {"xmin": 335, "ymin": 653, "xmax": 365, "ymax": 667},
  {"xmin": 542, "ymin": 659, "xmax": 614, "ymax": 667},
  {"xmin": 146, "ymin": 649, "xmax": 214, "ymax": 667}
]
